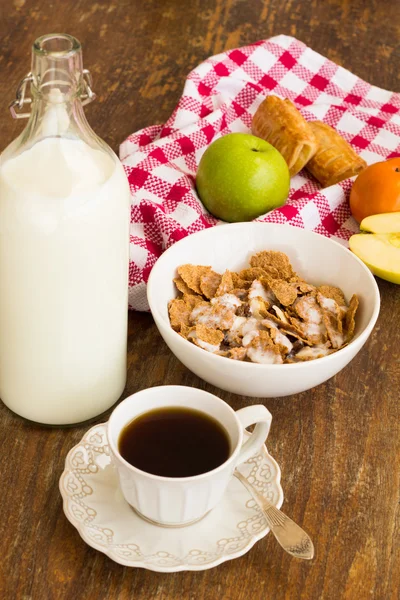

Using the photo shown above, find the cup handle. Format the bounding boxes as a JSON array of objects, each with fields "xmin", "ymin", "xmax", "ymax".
[{"xmin": 235, "ymin": 405, "xmax": 272, "ymax": 466}]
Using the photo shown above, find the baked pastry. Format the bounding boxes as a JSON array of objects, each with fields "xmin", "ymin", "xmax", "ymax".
[
  {"xmin": 252, "ymin": 95, "xmax": 318, "ymax": 176},
  {"xmin": 306, "ymin": 121, "xmax": 367, "ymax": 187}
]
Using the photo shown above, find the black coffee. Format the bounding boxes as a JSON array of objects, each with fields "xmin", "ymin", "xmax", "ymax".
[{"xmin": 118, "ymin": 406, "xmax": 231, "ymax": 477}]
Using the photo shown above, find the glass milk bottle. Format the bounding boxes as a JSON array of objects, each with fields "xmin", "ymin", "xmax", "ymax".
[{"xmin": 0, "ymin": 34, "xmax": 130, "ymax": 425}]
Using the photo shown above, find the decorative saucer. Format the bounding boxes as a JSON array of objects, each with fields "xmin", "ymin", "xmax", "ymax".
[{"xmin": 59, "ymin": 423, "xmax": 284, "ymax": 573}]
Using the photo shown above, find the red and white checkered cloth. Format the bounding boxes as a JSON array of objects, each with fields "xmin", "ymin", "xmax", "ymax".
[{"xmin": 120, "ymin": 34, "xmax": 400, "ymax": 311}]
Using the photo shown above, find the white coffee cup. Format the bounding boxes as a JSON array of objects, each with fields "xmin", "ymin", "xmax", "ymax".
[{"xmin": 107, "ymin": 385, "xmax": 272, "ymax": 527}]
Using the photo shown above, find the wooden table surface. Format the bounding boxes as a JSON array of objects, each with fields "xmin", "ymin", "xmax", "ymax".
[{"xmin": 0, "ymin": 1, "xmax": 399, "ymax": 599}]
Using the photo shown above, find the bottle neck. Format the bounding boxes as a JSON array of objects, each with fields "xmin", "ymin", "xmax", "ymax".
[
  {"xmin": 28, "ymin": 33, "xmax": 91, "ymax": 138},
  {"xmin": 31, "ymin": 33, "xmax": 84, "ymax": 97},
  {"xmin": 2, "ymin": 33, "xmax": 109, "ymax": 165}
]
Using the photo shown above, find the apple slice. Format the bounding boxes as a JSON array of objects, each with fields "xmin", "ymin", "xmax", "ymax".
[
  {"xmin": 349, "ymin": 212, "xmax": 400, "ymax": 284},
  {"xmin": 360, "ymin": 212, "xmax": 400, "ymax": 234}
]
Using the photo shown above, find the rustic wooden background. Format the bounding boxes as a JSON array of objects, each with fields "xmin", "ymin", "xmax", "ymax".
[{"xmin": 0, "ymin": 1, "xmax": 399, "ymax": 599}]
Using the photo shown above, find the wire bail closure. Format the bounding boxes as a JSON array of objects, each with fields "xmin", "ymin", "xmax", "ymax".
[
  {"xmin": 81, "ymin": 69, "xmax": 96, "ymax": 106},
  {"xmin": 9, "ymin": 69, "xmax": 96, "ymax": 119},
  {"xmin": 9, "ymin": 73, "xmax": 34, "ymax": 119}
]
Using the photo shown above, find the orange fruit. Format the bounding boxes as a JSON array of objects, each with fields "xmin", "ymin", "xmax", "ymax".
[{"xmin": 349, "ymin": 157, "xmax": 400, "ymax": 223}]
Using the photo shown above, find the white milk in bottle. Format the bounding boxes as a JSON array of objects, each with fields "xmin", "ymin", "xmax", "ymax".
[{"xmin": 0, "ymin": 34, "xmax": 130, "ymax": 424}]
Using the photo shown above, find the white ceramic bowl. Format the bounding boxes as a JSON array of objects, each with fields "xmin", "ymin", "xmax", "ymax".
[{"xmin": 147, "ymin": 223, "xmax": 380, "ymax": 398}]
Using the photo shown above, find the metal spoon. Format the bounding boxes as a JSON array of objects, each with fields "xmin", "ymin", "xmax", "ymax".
[{"xmin": 233, "ymin": 470, "xmax": 314, "ymax": 560}]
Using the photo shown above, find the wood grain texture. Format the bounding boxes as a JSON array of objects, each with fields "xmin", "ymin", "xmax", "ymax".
[{"xmin": 0, "ymin": 1, "xmax": 399, "ymax": 599}]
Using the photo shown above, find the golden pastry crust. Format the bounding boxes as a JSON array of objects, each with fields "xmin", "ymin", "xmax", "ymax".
[
  {"xmin": 252, "ymin": 95, "xmax": 318, "ymax": 176},
  {"xmin": 306, "ymin": 121, "xmax": 367, "ymax": 187}
]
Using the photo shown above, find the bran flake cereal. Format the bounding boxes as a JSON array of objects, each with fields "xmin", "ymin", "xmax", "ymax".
[
  {"xmin": 215, "ymin": 270, "xmax": 235, "ymax": 296},
  {"xmin": 173, "ymin": 276, "xmax": 197, "ymax": 296},
  {"xmin": 168, "ymin": 250, "xmax": 359, "ymax": 364},
  {"xmin": 346, "ymin": 295, "xmax": 359, "ymax": 340},
  {"xmin": 250, "ymin": 251, "xmax": 294, "ymax": 280},
  {"xmin": 231, "ymin": 272, "xmax": 252, "ymax": 289},
  {"xmin": 189, "ymin": 324, "xmax": 224, "ymax": 352},
  {"xmin": 200, "ymin": 270, "xmax": 222, "ymax": 299},
  {"xmin": 268, "ymin": 279, "xmax": 298, "ymax": 306},
  {"xmin": 168, "ymin": 298, "xmax": 192, "ymax": 331},
  {"xmin": 239, "ymin": 267, "xmax": 271, "ymax": 281},
  {"xmin": 178, "ymin": 264, "xmax": 211, "ymax": 295}
]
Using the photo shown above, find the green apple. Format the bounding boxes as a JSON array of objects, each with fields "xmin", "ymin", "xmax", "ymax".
[
  {"xmin": 349, "ymin": 212, "xmax": 400, "ymax": 284},
  {"xmin": 196, "ymin": 133, "xmax": 290, "ymax": 222}
]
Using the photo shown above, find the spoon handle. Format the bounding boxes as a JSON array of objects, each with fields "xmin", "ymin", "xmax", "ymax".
[{"xmin": 234, "ymin": 471, "xmax": 314, "ymax": 560}]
